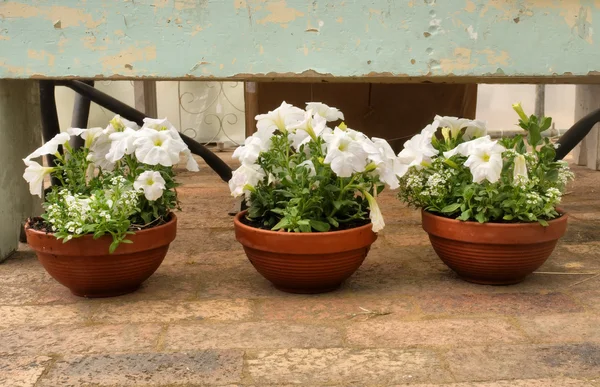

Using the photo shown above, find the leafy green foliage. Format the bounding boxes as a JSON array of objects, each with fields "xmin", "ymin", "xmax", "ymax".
[
  {"xmin": 398, "ymin": 109, "xmax": 573, "ymax": 224},
  {"xmin": 247, "ymin": 133, "xmax": 379, "ymax": 232},
  {"xmin": 42, "ymin": 149, "xmax": 180, "ymax": 253}
]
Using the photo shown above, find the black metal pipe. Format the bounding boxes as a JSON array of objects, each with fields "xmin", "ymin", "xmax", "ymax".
[
  {"xmin": 555, "ymin": 108, "xmax": 600, "ymax": 160},
  {"xmin": 69, "ymin": 80, "xmax": 94, "ymax": 149},
  {"xmin": 39, "ymin": 80, "xmax": 61, "ymax": 186},
  {"xmin": 56, "ymin": 80, "xmax": 233, "ymax": 182}
]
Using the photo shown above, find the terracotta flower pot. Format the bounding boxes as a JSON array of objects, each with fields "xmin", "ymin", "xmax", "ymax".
[
  {"xmin": 25, "ymin": 214, "xmax": 177, "ymax": 298},
  {"xmin": 234, "ymin": 211, "xmax": 377, "ymax": 294},
  {"xmin": 421, "ymin": 210, "xmax": 568, "ymax": 285}
]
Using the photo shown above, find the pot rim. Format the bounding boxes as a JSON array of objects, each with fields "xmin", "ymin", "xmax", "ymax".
[
  {"xmin": 25, "ymin": 212, "xmax": 178, "ymax": 256},
  {"xmin": 25, "ymin": 212, "xmax": 177, "ymax": 239},
  {"xmin": 233, "ymin": 210, "xmax": 374, "ymax": 236},
  {"xmin": 421, "ymin": 208, "xmax": 568, "ymax": 245},
  {"xmin": 421, "ymin": 208, "xmax": 566, "ymax": 227},
  {"xmin": 234, "ymin": 210, "xmax": 377, "ymax": 254}
]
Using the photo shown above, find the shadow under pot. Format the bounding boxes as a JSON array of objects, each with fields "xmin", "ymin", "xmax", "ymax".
[
  {"xmin": 25, "ymin": 214, "xmax": 177, "ymax": 298},
  {"xmin": 234, "ymin": 211, "xmax": 377, "ymax": 294}
]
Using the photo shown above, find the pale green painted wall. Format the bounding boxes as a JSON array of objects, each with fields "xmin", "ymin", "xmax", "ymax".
[
  {"xmin": 0, "ymin": 0, "xmax": 599, "ymax": 81},
  {"xmin": 0, "ymin": 80, "xmax": 42, "ymax": 260}
]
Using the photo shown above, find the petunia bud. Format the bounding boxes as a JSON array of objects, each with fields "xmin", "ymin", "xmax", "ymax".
[
  {"xmin": 364, "ymin": 162, "xmax": 377, "ymax": 172},
  {"xmin": 441, "ymin": 127, "xmax": 450, "ymax": 141},
  {"xmin": 513, "ymin": 154, "xmax": 528, "ymax": 181},
  {"xmin": 512, "ymin": 103, "xmax": 529, "ymax": 124}
]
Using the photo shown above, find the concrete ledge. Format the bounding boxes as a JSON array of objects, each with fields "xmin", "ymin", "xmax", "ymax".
[{"xmin": 0, "ymin": 80, "xmax": 42, "ymax": 261}]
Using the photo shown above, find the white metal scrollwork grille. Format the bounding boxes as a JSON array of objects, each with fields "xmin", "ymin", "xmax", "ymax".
[{"xmin": 177, "ymin": 81, "xmax": 244, "ymax": 146}]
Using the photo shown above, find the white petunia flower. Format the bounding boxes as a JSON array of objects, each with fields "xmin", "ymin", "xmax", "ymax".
[
  {"xmin": 397, "ymin": 122, "xmax": 440, "ymax": 174},
  {"xmin": 67, "ymin": 127, "xmax": 86, "ymax": 136},
  {"xmin": 367, "ymin": 137, "xmax": 405, "ymax": 189},
  {"xmin": 255, "ymin": 101, "xmax": 305, "ymax": 133},
  {"xmin": 323, "ymin": 127, "xmax": 368, "ymax": 177},
  {"xmin": 25, "ymin": 132, "xmax": 70, "ymax": 161},
  {"xmin": 182, "ymin": 149, "xmax": 200, "ymax": 172},
  {"xmin": 443, "ymin": 135, "xmax": 493, "ymax": 159},
  {"xmin": 80, "ymin": 127, "xmax": 105, "ymax": 148},
  {"xmin": 228, "ymin": 164, "xmax": 266, "ymax": 198},
  {"xmin": 513, "ymin": 154, "xmax": 528, "ymax": 181},
  {"xmin": 462, "ymin": 120, "xmax": 487, "ymax": 140},
  {"xmin": 107, "ymin": 115, "xmax": 139, "ymax": 133},
  {"xmin": 106, "ymin": 127, "xmax": 138, "ymax": 163},
  {"xmin": 435, "ymin": 116, "xmax": 486, "ymax": 140},
  {"xmin": 463, "ymin": 137, "xmax": 506, "ymax": 183},
  {"xmin": 364, "ymin": 190, "xmax": 385, "ymax": 232},
  {"xmin": 22, "ymin": 159, "xmax": 55, "ymax": 197},
  {"xmin": 288, "ymin": 110, "xmax": 328, "ymax": 150},
  {"xmin": 133, "ymin": 130, "xmax": 186, "ymax": 167},
  {"xmin": 232, "ymin": 127, "xmax": 276, "ymax": 166},
  {"xmin": 305, "ymin": 102, "xmax": 344, "ymax": 122},
  {"xmin": 134, "ymin": 171, "xmax": 166, "ymax": 201},
  {"xmin": 88, "ymin": 131, "xmax": 115, "ymax": 171},
  {"xmin": 297, "ymin": 160, "xmax": 316, "ymax": 177},
  {"xmin": 140, "ymin": 117, "xmax": 183, "ymax": 141}
]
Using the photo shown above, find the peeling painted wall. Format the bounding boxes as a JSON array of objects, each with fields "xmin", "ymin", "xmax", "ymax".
[{"xmin": 1, "ymin": 0, "xmax": 600, "ymax": 80}]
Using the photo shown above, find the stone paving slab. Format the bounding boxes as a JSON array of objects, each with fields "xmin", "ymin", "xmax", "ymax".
[
  {"xmin": 246, "ymin": 348, "xmax": 453, "ymax": 385},
  {"xmin": 38, "ymin": 351, "xmax": 244, "ymax": 386},
  {"xmin": 0, "ymin": 153, "xmax": 599, "ymax": 385}
]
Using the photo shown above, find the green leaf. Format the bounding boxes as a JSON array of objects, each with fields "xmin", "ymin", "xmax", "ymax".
[
  {"xmin": 327, "ymin": 217, "xmax": 339, "ymax": 228},
  {"xmin": 271, "ymin": 217, "xmax": 290, "ymax": 231},
  {"xmin": 540, "ymin": 117, "xmax": 552, "ymax": 131},
  {"xmin": 441, "ymin": 203, "xmax": 462, "ymax": 213},
  {"xmin": 545, "ymin": 169, "xmax": 559, "ymax": 182},
  {"xmin": 457, "ymin": 210, "xmax": 472, "ymax": 221},
  {"xmin": 538, "ymin": 219, "xmax": 549, "ymax": 227},
  {"xmin": 298, "ymin": 223, "xmax": 312, "ymax": 233},
  {"xmin": 310, "ymin": 220, "xmax": 330, "ymax": 232},
  {"xmin": 475, "ymin": 212, "xmax": 486, "ymax": 223},
  {"xmin": 528, "ymin": 125, "xmax": 542, "ymax": 147},
  {"xmin": 109, "ymin": 240, "xmax": 119, "ymax": 254}
]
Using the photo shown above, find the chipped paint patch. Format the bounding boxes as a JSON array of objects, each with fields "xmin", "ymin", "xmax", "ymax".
[
  {"xmin": 27, "ymin": 50, "xmax": 55, "ymax": 66},
  {"xmin": 467, "ymin": 25, "xmax": 478, "ymax": 40},
  {"xmin": 465, "ymin": 0, "xmax": 476, "ymax": 13},
  {"xmin": 100, "ymin": 46, "xmax": 157, "ymax": 71},
  {"xmin": 82, "ymin": 36, "xmax": 108, "ymax": 51},
  {"xmin": 479, "ymin": 49, "xmax": 510, "ymax": 66},
  {"xmin": 440, "ymin": 47, "xmax": 476, "ymax": 73},
  {"xmin": 257, "ymin": 0, "xmax": 304, "ymax": 27},
  {"xmin": 0, "ymin": 2, "xmax": 106, "ymax": 29}
]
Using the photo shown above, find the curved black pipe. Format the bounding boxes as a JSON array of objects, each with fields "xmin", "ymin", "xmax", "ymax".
[
  {"xmin": 69, "ymin": 80, "xmax": 94, "ymax": 149},
  {"xmin": 555, "ymin": 108, "xmax": 600, "ymax": 161},
  {"xmin": 39, "ymin": 80, "xmax": 61, "ymax": 186},
  {"xmin": 55, "ymin": 80, "xmax": 233, "ymax": 182}
]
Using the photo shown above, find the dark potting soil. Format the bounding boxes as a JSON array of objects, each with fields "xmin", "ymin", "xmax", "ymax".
[
  {"xmin": 27, "ymin": 215, "xmax": 171, "ymax": 235},
  {"xmin": 240, "ymin": 215, "xmax": 370, "ymax": 232}
]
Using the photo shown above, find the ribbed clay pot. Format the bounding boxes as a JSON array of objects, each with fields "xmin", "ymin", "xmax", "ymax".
[
  {"xmin": 234, "ymin": 211, "xmax": 377, "ymax": 294},
  {"xmin": 25, "ymin": 214, "xmax": 177, "ymax": 297},
  {"xmin": 421, "ymin": 210, "xmax": 568, "ymax": 285}
]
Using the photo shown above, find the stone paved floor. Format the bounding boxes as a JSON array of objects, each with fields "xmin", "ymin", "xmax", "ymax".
[{"xmin": 2, "ymin": 152, "xmax": 600, "ymax": 386}]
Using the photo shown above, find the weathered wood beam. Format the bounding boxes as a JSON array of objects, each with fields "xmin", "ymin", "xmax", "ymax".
[{"xmin": 1, "ymin": 1, "xmax": 600, "ymax": 83}]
